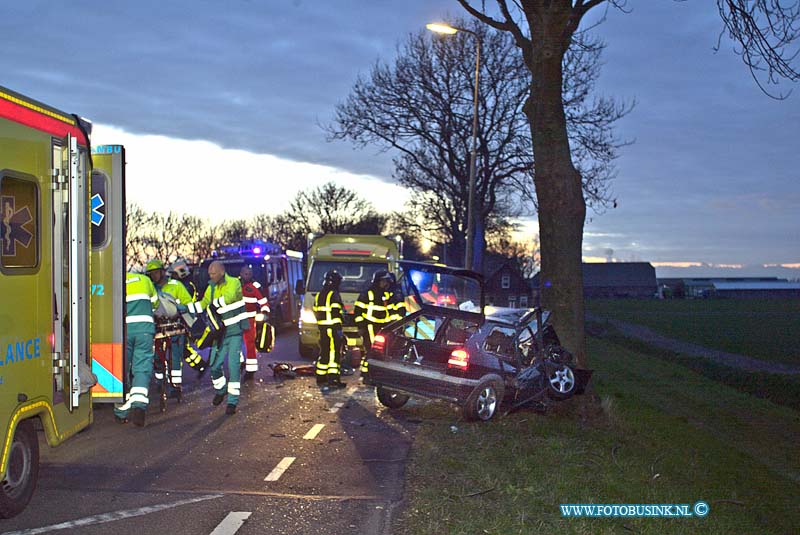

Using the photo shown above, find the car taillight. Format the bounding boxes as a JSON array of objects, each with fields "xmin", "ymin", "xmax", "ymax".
[
  {"xmin": 372, "ymin": 334, "xmax": 386, "ymax": 352},
  {"xmin": 448, "ymin": 348, "xmax": 469, "ymax": 370}
]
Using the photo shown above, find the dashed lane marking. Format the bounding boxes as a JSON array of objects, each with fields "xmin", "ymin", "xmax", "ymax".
[
  {"xmin": 303, "ymin": 423, "xmax": 325, "ymax": 440},
  {"xmin": 0, "ymin": 494, "xmax": 223, "ymax": 535},
  {"xmin": 330, "ymin": 402, "xmax": 345, "ymax": 414},
  {"xmin": 210, "ymin": 512, "xmax": 252, "ymax": 535},
  {"xmin": 265, "ymin": 456, "xmax": 296, "ymax": 481}
]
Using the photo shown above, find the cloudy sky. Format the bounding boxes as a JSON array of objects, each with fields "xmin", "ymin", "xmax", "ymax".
[{"xmin": 4, "ymin": 1, "xmax": 798, "ymax": 277}]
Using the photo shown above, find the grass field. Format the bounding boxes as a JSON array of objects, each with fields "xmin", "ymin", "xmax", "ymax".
[
  {"xmin": 585, "ymin": 298, "xmax": 800, "ymax": 365},
  {"xmin": 393, "ymin": 337, "xmax": 800, "ymax": 535}
]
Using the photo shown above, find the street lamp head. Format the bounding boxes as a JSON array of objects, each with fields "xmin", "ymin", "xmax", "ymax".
[{"xmin": 426, "ymin": 23, "xmax": 458, "ymax": 35}]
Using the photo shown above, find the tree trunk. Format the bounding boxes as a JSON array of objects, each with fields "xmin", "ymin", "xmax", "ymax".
[{"xmin": 524, "ymin": 17, "xmax": 588, "ymax": 368}]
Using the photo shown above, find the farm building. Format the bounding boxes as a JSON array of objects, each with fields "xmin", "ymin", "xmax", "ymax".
[
  {"xmin": 531, "ymin": 262, "xmax": 658, "ymax": 300},
  {"xmin": 658, "ymin": 277, "xmax": 800, "ymax": 298}
]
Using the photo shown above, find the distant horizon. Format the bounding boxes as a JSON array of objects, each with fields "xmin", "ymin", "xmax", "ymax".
[{"xmin": 580, "ymin": 260, "xmax": 800, "ymax": 281}]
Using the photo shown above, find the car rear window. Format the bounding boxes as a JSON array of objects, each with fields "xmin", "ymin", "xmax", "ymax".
[{"xmin": 443, "ymin": 318, "xmax": 479, "ymax": 346}]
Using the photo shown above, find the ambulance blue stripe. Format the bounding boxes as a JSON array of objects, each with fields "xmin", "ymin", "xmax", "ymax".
[{"xmin": 92, "ymin": 360, "xmax": 123, "ymax": 394}]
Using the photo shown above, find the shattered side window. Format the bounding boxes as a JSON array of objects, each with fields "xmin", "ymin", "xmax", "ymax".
[{"xmin": 483, "ymin": 326, "xmax": 516, "ymax": 357}]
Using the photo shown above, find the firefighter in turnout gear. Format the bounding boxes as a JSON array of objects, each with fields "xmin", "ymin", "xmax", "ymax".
[
  {"xmin": 146, "ymin": 259, "xmax": 206, "ymax": 394},
  {"xmin": 355, "ymin": 270, "xmax": 393, "ymax": 375},
  {"xmin": 115, "ymin": 272, "xmax": 159, "ymax": 426},
  {"xmin": 313, "ymin": 270, "xmax": 346, "ymax": 390},
  {"xmin": 240, "ymin": 266, "xmax": 271, "ymax": 381},
  {"xmin": 385, "ymin": 272, "xmax": 407, "ymax": 322},
  {"xmin": 168, "ymin": 258, "xmax": 207, "ymax": 376},
  {"xmin": 200, "ymin": 261, "xmax": 250, "ymax": 415}
]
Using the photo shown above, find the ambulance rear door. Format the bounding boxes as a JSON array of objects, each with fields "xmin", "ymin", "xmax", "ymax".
[
  {"xmin": 90, "ymin": 145, "xmax": 126, "ymax": 402},
  {"xmin": 52, "ymin": 134, "xmax": 90, "ymax": 410}
]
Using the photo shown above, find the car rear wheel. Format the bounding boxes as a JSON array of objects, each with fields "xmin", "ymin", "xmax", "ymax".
[
  {"xmin": 463, "ymin": 378, "xmax": 504, "ymax": 422},
  {"xmin": 376, "ymin": 386, "xmax": 409, "ymax": 409},
  {"xmin": 547, "ymin": 364, "xmax": 576, "ymax": 400},
  {"xmin": 0, "ymin": 419, "xmax": 39, "ymax": 519}
]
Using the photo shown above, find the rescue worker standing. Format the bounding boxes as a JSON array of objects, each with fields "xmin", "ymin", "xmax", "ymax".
[
  {"xmin": 385, "ymin": 272, "xmax": 407, "ymax": 322},
  {"xmin": 240, "ymin": 266, "xmax": 271, "ymax": 381},
  {"xmin": 354, "ymin": 270, "xmax": 393, "ymax": 375},
  {"xmin": 201, "ymin": 261, "xmax": 250, "ymax": 415},
  {"xmin": 115, "ymin": 272, "xmax": 159, "ymax": 426},
  {"xmin": 313, "ymin": 270, "xmax": 346, "ymax": 390},
  {"xmin": 146, "ymin": 259, "xmax": 196, "ymax": 396}
]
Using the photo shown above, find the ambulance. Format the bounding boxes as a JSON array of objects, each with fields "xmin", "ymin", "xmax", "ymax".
[
  {"xmin": 297, "ymin": 234, "xmax": 402, "ymax": 359},
  {"xmin": 0, "ymin": 86, "xmax": 94, "ymax": 517}
]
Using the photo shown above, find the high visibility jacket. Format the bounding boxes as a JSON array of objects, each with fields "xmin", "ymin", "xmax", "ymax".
[
  {"xmin": 196, "ymin": 274, "xmax": 250, "ymax": 336},
  {"xmin": 157, "ymin": 278, "xmax": 193, "ymax": 305},
  {"xmin": 354, "ymin": 287, "xmax": 390, "ymax": 325},
  {"xmin": 126, "ymin": 272, "xmax": 159, "ymax": 335},
  {"xmin": 385, "ymin": 289, "xmax": 407, "ymax": 322},
  {"xmin": 313, "ymin": 288, "xmax": 344, "ymax": 326},
  {"xmin": 242, "ymin": 280, "xmax": 270, "ymax": 320}
]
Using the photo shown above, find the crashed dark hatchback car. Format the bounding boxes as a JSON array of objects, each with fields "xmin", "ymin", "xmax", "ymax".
[{"xmin": 365, "ymin": 261, "xmax": 591, "ymax": 421}]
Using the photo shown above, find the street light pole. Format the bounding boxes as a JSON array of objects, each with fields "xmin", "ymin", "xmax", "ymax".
[
  {"xmin": 465, "ymin": 35, "xmax": 480, "ymax": 271},
  {"xmin": 427, "ymin": 23, "xmax": 481, "ymax": 270}
]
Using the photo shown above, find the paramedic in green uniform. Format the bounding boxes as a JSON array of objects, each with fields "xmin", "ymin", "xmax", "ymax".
[
  {"xmin": 115, "ymin": 272, "xmax": 159, "ymax": 426},
  {"xmin": 146, "ymin": 259, "xmax": 195, "ymax": 396},
  {"xmin": 201, "ymin": 261, "xmax": 250, "ymax": 415}
]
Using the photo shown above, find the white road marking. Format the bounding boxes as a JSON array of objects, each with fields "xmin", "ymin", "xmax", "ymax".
[
  {"xmin": 265, "ymin": 456, "xmax": 296, "ymax": 481},
  {"xmin": 303, "ymin": 423, "xmax": 325, "ymax": 440},
  {"xmin": 330, "ymin": 402, "xmax": 345, "ymax": 414},
  {"xmin": 209, "ymin": 512, "xmax": 252, "ymax": 535},
  {"xmin": 1, "ymin": 494, "xmax": 222, "ymax": 535}
]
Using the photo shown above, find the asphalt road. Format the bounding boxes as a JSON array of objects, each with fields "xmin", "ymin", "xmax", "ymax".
[{"xmin": 1, "ymin": 332, "xmax": 418, "ymax": 535}]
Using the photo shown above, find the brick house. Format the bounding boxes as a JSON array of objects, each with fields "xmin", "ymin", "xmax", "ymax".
[{"xmin": 483, "ymin": 256, "xmax": 534, "ymax": 308}]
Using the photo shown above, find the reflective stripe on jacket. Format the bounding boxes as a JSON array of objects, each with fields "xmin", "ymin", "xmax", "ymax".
[
  {"xmin": 126, "ymin": 273, "xmax": 158, "ymax": 334},
  {"xmin": 201, "ymin": 273, "xmax": 250, "ymax": 336},
  {"xmin": 354, "ymin": 288, "xmax": 389, "ymax": 324},
  {"xmin": 313, "ymin": 289, "xmax": 344, "ymax": 326},
  {"xmin": 242, "ymin": 280, "xmax": 270, "ymax": 318}
]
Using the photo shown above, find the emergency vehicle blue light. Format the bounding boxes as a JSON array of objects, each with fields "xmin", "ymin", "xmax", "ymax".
[{"xmin": 253, "ymin": 247, "xmax": 262, "ymax": 255}]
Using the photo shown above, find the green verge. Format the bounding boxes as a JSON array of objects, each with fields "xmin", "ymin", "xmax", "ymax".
[
  {"xmin": 585, "ymin": 298, "xmax": 800, "ymax": 366},
  {"xmin": 596, "ymin": 324, "xmax": 800, "ymax": 411},
  {"xmin": 393, "ymin": 337, "xmax": 800, "ymax": 535}
]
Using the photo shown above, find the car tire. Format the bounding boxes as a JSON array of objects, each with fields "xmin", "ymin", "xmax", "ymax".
[
  {"xmin": 463, "ymin": 377, "xmax": 504, "ymax": 422},
  {"xmin": 0, "ymin": 419, "xmax": 39, "ymax": 519},
  {"xmin": 298, "ymin": 342, "xmax": 318, "ymax": 360},
  {"xmin": 546, "ymin": 364, "xmax": 577, "ymax": 400},
  {"xmin": 376, "ymin": 386, "xmax": 410, "ymax": 409}
]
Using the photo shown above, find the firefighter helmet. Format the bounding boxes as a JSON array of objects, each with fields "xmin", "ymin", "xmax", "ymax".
[
  {"xmin": 169, "ymin": 257, "xmax": 192, "ymax": 280},
  {"xmin": 145, "ymin": 259, "xmax": 165, "ymax": 272},
  {"xmin": 323, "ymin": 270, "xmax": 343, "ymax": 288},
  {"xmin": 371, "ymin": 269, "xmax": 392, "ymax": 284}
]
